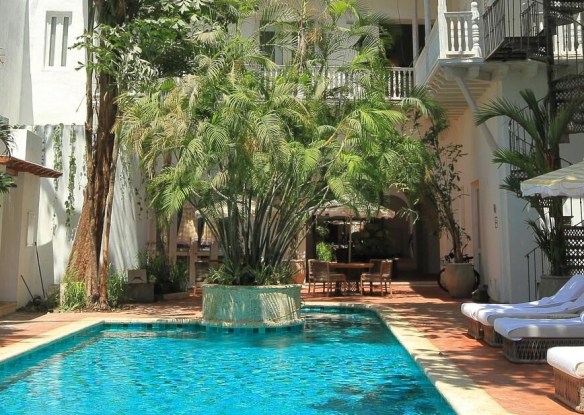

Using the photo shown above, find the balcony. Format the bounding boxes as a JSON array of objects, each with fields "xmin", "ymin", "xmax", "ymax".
[
  {"xmin": 415, "ymin": 3, "xmax": 483, "ymax": 88},
  {"xmin": 255, "ymin": 65, "xmax": 414, "ymax": 101}
]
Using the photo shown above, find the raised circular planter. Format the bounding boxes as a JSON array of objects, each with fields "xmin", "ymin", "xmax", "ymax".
[{"xmin": 201, "ymin": 284, "xmax": 303, "ymax": 328}]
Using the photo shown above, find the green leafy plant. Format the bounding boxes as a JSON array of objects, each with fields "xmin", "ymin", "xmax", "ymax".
[
  {"xmin": 401, "ymin": 87, "xmax": 469, "ymax": 263},
  {"xmin": 60, "ymin": 273, "xmax": 87, "ymax": 311},
  {"xmin": 106, "ymin": 266, "xmax": 128, "ymax": 308},
  {"xmin": 316, "ymin": 241, "xmax": 335, "ymax": 262},
  {"xmin": 120, "ymin": 0, "xmax": 428, "ymax": 286},
  {"xmin": 0, "ymin": 118, "xmax": 15, "ymax": 194},
  {"xmin": 475, "ymin": 89, "xmax": 584, "ymax": 276}
]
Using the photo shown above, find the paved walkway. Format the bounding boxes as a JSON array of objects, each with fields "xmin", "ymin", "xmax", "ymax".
[{"xmin": 0, "ymin": 282, "xmax": 574, "ymax": 415}]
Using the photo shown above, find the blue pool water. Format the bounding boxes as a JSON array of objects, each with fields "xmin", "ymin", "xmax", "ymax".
[{"xmin": 0, "ymin": 308, "xmax": 455, "ymax": 415}]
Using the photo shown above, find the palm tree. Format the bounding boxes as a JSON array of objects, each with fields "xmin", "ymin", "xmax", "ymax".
[
  {"xmin": 119, "ymin": 0, "xmax": 427, "ymax": 285},
  {"xmin": 475, "ymin": 89, "xmax": 584, "ymax": 276}
]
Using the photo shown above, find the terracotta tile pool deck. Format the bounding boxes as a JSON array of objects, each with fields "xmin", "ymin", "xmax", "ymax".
[{"xmin": 0, "ymin": 281, "xmax": 574, "ymax": 415}]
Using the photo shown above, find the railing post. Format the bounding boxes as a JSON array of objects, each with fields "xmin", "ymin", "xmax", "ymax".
[
  {"xmin": 438, "ymin": 0, "xmax": 448, "ymax": 59},
  {"xmin": 471, "ymin": 1, "xmax": 482, "ymax": 57}
]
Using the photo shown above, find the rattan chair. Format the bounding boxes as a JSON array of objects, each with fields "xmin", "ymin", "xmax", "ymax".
[
  {"xmin": 548, "ymin": 346, "xmax": 584, "ymax": 413},
  {"xmin": 360, "ymin": 259, "xmax": 393, "ymax": 296},
  {"xmin": 308, "ymin": 259, "xmax": 347, "ymax": 295}
]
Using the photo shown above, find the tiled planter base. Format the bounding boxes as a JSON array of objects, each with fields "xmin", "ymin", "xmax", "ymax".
[{"xmin": 202, "ymin": 284, "xmax": 303, "ymax": 328}]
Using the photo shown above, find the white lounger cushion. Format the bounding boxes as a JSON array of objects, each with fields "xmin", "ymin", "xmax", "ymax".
[
  {"xmin": 475, "ymin": 294, "xmax": 584, "ymax": 326},
  {"xmin": 547, "ymin": 346, "xmax": 584, "ymax": 378},
  {"xmin": 461, "ymin": 274, "xmax": 584, "ymax": 319},
  {"xmin": 494, "ymin": 313, "xmax": 584, "ymax": 341}
]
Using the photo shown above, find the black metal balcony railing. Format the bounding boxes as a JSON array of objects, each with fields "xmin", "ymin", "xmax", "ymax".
[{"xmin": 483, "ymin": 0, "xmax": 584, "ymax": 61}]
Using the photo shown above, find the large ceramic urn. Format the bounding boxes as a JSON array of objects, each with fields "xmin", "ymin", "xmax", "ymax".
[{"xmin": 442, "ymin": 263, "xmax": 475, "ymax": 298}]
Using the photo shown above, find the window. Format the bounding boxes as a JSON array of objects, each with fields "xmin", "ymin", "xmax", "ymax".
[{"xmin": 45, "ymin": 12, "xmax": 72, "ymax": 68}]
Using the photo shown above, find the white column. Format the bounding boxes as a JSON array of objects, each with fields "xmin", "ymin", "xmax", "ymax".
[
  {"xmin": 424, "ymin": 0, "xmax": 431, "ymax": 40},
  {"xmin": 438, "ymin": 0, "xmax": 448, "ymax": 59},
  {"xmin": 471, "ymin": 1, "xmax": 482, "ymax": 56},
  {"xmin": 413, "ymin": 0, "xmax": 419, "ymax": 61}
]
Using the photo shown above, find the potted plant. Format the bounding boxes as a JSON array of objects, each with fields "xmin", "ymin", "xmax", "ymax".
[
  {"xmin": 475, "ymin": 89, "xmax": 584, "ymax": 297},
  {"xmin": 402, "ymin": 87, "xmax": 474, "ymax": 297},
  {"xmin": 119, "ymin": 0, "xmax": 428, "ymax": 325}
]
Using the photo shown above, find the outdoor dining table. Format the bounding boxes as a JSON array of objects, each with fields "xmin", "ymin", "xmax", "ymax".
[{"xmin": 328, "ymin": 262, "xmax": 373, "ymax": 294}]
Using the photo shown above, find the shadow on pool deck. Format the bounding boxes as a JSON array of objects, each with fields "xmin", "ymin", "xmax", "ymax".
[{"xmin": 0, "ymin": 281, "xmax": 574, "ymax": 415}]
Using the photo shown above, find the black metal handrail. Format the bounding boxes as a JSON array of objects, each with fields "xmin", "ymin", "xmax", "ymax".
[{"xmin": 525, "ymin": 245, "xmax": 547, "ymax": 300}]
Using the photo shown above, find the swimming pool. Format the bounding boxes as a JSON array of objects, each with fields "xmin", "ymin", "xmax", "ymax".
[{"xmin": 0, "ymin": 308, "xmax": 455, "ymax": 414}]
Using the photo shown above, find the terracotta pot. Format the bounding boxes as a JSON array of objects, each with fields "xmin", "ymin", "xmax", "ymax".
[{"xmin": 442, "ymin": 263, "xmax": 475, "ymax": 298}]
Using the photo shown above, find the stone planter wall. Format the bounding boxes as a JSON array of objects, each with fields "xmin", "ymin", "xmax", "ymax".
[{"xmin": 202, "ymin": 284, "xmax": 303, "ymax": 328}]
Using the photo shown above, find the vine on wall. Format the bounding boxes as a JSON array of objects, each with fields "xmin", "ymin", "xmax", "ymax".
[
  {"xmin": 52, "ymin": 124, "xmax": 63, "ymax": 190},
  {"xmin": 64, "ymin": 125, "xmax": 77, "ymax": 230}
]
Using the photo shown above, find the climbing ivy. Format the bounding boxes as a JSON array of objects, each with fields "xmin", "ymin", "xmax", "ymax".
[
  {"xmin": 52, "ymin": 124, "xmax": 63, "ymax": 190},
  {"xmin": 64, "ymin": 125, "xmax": 77, "ymax": 230}
]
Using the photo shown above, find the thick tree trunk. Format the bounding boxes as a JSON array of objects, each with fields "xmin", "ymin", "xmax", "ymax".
[{"xmin": 67, "ymin": 71, "xmax": 117, "ymax": 304}]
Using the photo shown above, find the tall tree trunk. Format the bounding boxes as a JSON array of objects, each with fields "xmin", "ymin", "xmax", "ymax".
[
  {"xmin": 66, "ymin": 0, "xmax": 127, "ymax": 306},
  {"xmin": 98, "ymin": 122, "xmax": 120, "ymax": 307},
  {"xmin": 67, "ymin": 71, "xmax": 117, "ymax": 303}
]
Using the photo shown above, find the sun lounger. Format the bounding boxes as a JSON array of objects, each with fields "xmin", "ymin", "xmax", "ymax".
[
  {"xmin": 547, "ymin": 346, "xmax": 584, "ymax": 413},
  {"xmin": 461, "ymin": 274, "xmax": 584, "ymax": 342},
  {"xmin": 493, "ymin": 313, "xmax": 584, "ymax": 362}
]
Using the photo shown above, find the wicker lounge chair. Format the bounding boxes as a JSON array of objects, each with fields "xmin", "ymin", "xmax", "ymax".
[
  {"xmin": 547, "ymin": 346, "xmax": 584, "ymax": 413},
  {"xmin": 461, "ymin": 274, "xmax": 584, "ymax": 342},
  {"xmin": 493, "ymin": 312, "xmax": 584, "ymax": 362}
]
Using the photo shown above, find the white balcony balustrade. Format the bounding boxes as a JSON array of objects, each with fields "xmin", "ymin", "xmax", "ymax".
[{"xmin": 253, "ymin": 65, "xmax": 414, "ymax": 101}]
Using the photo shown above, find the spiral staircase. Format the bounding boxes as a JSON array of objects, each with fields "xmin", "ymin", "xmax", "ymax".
[{"xmin": 484, "ymin": 0, "xmax": 584, "ymax": 133}]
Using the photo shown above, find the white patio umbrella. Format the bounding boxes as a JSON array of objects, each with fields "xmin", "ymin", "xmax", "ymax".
[{"xmin": 520, "ymin": 160, "xmax": 584, "ymax": 197}]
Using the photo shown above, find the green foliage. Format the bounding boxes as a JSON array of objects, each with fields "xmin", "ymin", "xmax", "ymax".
[
  {"xmin": 475, "ymin": 89, "xmax": 583, "ymax": 275},
  {"xmin": 316, "ymin": 241, "xmax": 335, "ymax": 262},
  {"xmin": 0, "ymin": 119, "xmax": 15, "ymax": 194},
  {"xmin": 120, "ymin": 0, "xmax": 428, "ymax": 285},
  {"xmin": 107, "ymin": 266, "xmax": 128, "ymax": 308},
  {"xmin": 52, "ymin": 124, "xmax": 63, "ymax": 190},
  {"xmin": 60, "ymin": 274, "xmax": 87, "ymax": 311},
  {"xmin": 65, "ymin": 125, "xmax": 77, "ymax": 229},
  {"xmin": 401, "ymin": 86, "xmax": 468, "ymax": 263},
  {"xmin": 137, "ymin": 251, "xmax": 188, "ymax": 292},
  {"xmin": 169, "ymin": 260, "xmax": 189, "ymax": 291}
]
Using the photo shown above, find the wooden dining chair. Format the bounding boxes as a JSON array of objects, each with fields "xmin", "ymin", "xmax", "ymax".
[
  {"xmin": 360, "ymin": 259, "xmax": 393, "ymax": 296},
  {"xmin": 308, "ymin": 259, "xmax": 347, "ymax": 295}
]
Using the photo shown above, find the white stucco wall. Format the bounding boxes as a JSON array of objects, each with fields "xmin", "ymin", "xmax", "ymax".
[
  {"xmin": 33, "ymin": 124, "xmax": 150, "ymax": 285},
  {"xmin": 439, "ymin": 59, "xmax": 584, "ymax": 303},
  {"xmin": 25, "ymin": 0, "xmax": 87, "ymax": 125},
  {"xmin": 0, "ymin": 129, "xmax": 45, "ymax": 306},
  {"xmin": 0, "ymin": 0, "xmax": 28, "ymax": 123}
]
